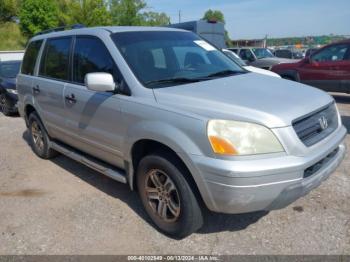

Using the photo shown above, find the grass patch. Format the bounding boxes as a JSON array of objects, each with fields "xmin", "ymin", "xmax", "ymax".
[{"xmin": 0, "ymin": 22, "xmax": 27, "ymax": 51}]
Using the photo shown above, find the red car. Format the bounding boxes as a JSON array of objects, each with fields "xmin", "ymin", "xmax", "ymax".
[{"xmin": 271, "ymin": 39, "xmax": 350, "ymax": 93}]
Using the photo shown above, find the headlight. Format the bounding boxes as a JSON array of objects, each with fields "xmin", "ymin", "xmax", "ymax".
[
  {"xmin": 207, "ymin": 120, "xmax": 284, "ymax": 156},
  {"xmin": 7, "ymin": 89, "xmax": 18, "ymax": 95}
]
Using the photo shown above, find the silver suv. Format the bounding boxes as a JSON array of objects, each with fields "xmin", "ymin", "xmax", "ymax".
[{"xmin": 17, "ymin": 26, "xmax": 346, "ymax": 238}]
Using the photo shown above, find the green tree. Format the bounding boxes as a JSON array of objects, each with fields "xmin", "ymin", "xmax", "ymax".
[
  {"xmin": 0, "ymin": 0, "xmax": 21, "ymax": 22},
  {"xmin": 19, "ymin": 0, "xmax": 59, "ymax": 36},
  {"xmin": 202, "ymin": 9, "xmax": 225, "ymax": 23},
  {"xmin": 141, "ymin": 11, "xmax": 170, "ymax": 26},
  {"xmin": 203, "ymin": 9, "xmax": 232, "ymax": 47},
  {"xmin": 57, "ymin": 0, "xmax": 111, "ymax": 26},
  {"xmin": 109, "ymin": 0, "xmax": 146, "ymax": 26},
  {"xmin": 109, "ymin": 0, "xmax": 170, "ymax": 26}
]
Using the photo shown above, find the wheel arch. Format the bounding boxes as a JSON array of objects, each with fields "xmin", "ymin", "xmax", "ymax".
[{"xmin": 128, "ymin": 138, "xmax": 205, "ymax": 206}]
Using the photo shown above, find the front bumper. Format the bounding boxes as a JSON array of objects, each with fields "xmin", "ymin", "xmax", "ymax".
[{"xmin": 188, "ymin": 125, "xmax": 347, "ymax": 214}]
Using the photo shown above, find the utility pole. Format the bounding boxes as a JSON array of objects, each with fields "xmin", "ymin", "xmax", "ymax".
[{"xmin": 178, "ymin": 10, "xmax": 181, "ymax": 23}]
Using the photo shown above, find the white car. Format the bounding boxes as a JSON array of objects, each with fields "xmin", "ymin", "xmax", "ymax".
[
  {"xmin": 222, "ymin": 49, "xmax": 281, "ymax": 78},
  {"xmin": 0, "ymin": 51, "xmax": 24, "ymax": 62}
]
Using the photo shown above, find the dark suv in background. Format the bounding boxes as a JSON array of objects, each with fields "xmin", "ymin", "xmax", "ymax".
[
  {"xmin": 0, "ymin": 60, "xmax": 21, "ymax": 115},
  {"xmin": 271, "ymin": 39, "xmax": 350, "ymax": 93}
]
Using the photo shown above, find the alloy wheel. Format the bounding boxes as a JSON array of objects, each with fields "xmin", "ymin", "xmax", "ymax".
[
  {"xmin": 145, "ymin": 169, "xmax": 181, "ymax": 222},
  {"xmin": 31, "ymin": 121, "xmax": 45, "ymax": 153}
]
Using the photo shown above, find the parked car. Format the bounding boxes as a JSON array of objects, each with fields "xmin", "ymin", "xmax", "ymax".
[
  {"xmin": 0, "ymin": 51, "xmax": 24, "ymax": 62},
  {"xmin": 222, "ymin": 49, "xmax": 281, "ymax": 78},
  {"xmin": 232, "ymin": 47, "xmax": 295, "ymax": 70},
  {"xmin": 274, "ymin": 49, "xmax": 304, "ymax": 59},
  {"xmin": 271, "ymin": 39, "xmax": 350, "ymax": 93},
  {"xmin": 17, "ymin": 26, "xmax": 346, "ymax": 238},
  {"xmin": 0, "ymin": 60, "xmax": 21, "ymax": 115}
]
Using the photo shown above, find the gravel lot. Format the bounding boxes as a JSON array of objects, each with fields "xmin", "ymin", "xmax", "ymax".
[{"xmin": 0, "ymin": 93, "xmax": 349, "ymax": 255}]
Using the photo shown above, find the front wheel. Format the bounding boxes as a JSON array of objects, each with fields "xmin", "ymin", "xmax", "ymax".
[{"xmin": 137, "ymin": 152, "xmax": 203, "ymax": 238}]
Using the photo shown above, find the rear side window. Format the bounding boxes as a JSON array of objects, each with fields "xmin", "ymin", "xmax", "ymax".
[
  {"xmin": 73, "ymin": 37, "xmax": 116, "ymax": 84},
  {"xmin": 39, "ymin": 37, "xmax": 72, "ymax": 80},
  {"xmin": 21, "ymin": 40, "xmax": 43, "ymax": 75}
]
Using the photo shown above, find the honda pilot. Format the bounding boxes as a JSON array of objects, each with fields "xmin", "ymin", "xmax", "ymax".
[{"xmin": 17, "ymin": 26, "xmax": 347, "ymax": 238}]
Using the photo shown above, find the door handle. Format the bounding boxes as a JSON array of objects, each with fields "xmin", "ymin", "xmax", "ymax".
[
  {"xmin": 65, "ymin": 93, "xmax": 76, "ymax": 104},
  {"xmin": 32, "ymin": 85, "xmax": 40, "ymax": 94}
]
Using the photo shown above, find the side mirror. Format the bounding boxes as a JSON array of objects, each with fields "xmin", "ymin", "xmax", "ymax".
[{"xmin": 85, "ymin": 73, "xmax": 115, "ymax": 92}]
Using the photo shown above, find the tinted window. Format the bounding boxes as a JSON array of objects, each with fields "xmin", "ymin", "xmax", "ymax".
[
  {"xmin": 73, "ymin": 37, "xmax": 116, "ymax": 84},
  {"xmin": 21, "ymin": 40, "xmax": 43, "ymax": 75},
  {"xmin": 39, "ymin": 37, "xmax": 71, "ymax": 80},
  {"xmin": 0, "ymin": 61, "xmax": 21, "ymax": 78},
  {"xmin": 312, "ymin": 44, "xmax": 349, "ymax": 62}
]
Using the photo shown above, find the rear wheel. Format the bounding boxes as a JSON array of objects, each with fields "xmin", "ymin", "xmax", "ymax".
[
  {"xmin": 137, "ymin": 152, "xmax": 203, "ymax": 238},
  {"xmin": 0, "ymin": 93, "xmax": 11, "ymax": 116},
  {"xmin": 28, "ymin": 112, "xmax": 58, "ymax": 159}
]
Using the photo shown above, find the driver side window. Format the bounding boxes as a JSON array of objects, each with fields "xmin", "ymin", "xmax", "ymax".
[{"xmin": 312, "ymin": 44, "xmax": 349, "ymax": 62}]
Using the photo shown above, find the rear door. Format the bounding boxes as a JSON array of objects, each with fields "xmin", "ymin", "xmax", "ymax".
[
  {"xmin": 63, "ymin": 36, "xmax": 125, "ymax": 167},
  {"xmin": 298, "ymin": 44, "xmax": 349, "ymax": 92},
  {"xmin": 33, "ymin": 37, "xmax": 72, "ymax": 138},
  {"xmin": 17, "ymin": 40, "xmax": 43, "ymax": 116}
]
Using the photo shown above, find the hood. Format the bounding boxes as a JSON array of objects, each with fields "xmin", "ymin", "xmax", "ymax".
[
  {"xmin": 153, "ymin": 73, "xmax": 333, "ymax": 128},
  {"xmin": 0, "ymin": 77, "xmax": 16, "ymax": 90}
]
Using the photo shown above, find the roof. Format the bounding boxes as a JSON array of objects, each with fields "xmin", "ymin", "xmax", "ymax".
[{"xmin": 30, "ymin": 26, "xmax": 187, "ymax": 41}]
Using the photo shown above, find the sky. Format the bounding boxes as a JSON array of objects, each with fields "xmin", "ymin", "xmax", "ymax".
[{"xmin": 146, "ymin": 0, "xmax": 350, "ymax": 39}]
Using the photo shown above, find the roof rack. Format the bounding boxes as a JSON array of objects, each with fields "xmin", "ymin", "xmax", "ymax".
[{"xmin": 34, "ymin": 24, "xmax": 85, "ymax": 36}]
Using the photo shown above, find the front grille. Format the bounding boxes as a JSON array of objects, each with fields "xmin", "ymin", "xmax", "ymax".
[
  {"xmin": 304, "ymin": 147, "xmax": 339, "ymax": 178},
  {"xmin": 293, "ymin": 103, "xmax": 338, "ymax": 147}
]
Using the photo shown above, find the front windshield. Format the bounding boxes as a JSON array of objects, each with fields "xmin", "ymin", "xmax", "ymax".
[
  {"xmin": 112, "ymin": 31, "xmax": 245, "ymax": 88},
  {"xmin": 252, "ymin": 48, "xmax": 274, "ymax": 59},
  {"xmin": 223, "ymin": 50, "xmax": 247, "ymax": 66},
  {"xmin": 0, "ymin": 61, "xmax": 21, "ymax": 78}
]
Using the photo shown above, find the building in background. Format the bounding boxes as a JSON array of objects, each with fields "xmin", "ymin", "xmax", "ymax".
[{"xmin": 168, "ymin": 20, "xmax": 226, "ymax": 49}]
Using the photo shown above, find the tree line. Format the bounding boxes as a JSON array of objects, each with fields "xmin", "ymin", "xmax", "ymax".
[{"xmin": 0, "ymin": 0, "xmax": 171, "ymax": 36}]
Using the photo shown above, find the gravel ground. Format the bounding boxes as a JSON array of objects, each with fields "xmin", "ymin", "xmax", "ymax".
[{"xmin": 0, "ymin": 94, "xmax": 349, "ymax": 255}]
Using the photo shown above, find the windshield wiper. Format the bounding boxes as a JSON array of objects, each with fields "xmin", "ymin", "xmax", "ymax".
[
  {"xmin": 145, "ymin": 77, "xmax": 201, "ymax": 87},
  {"xmin": 205, "ymin": 70, "xmax": 243, "ymax": 78}
]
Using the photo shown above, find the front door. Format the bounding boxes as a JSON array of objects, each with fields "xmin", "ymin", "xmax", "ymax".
[{"xmin": 63, "ymin": 36, "xmax": 125, "ymax": 167}]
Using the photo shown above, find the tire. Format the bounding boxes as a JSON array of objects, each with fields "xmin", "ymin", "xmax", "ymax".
[
  {"xmin": 137, "ymin": 152, "xmax": 203, "ymax": 238},
  {"xmin": 28, "ymin": 112, "xmax": 58, "ymax": 159},
  {"xmin": 0, "ymin": 93, "xmax": 11, "ymax": 116}
]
